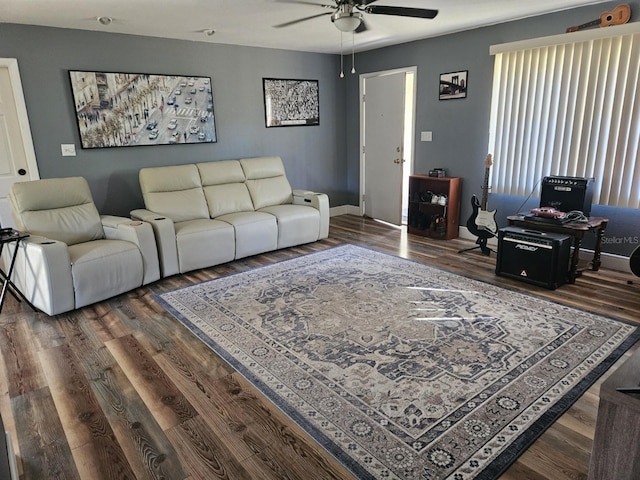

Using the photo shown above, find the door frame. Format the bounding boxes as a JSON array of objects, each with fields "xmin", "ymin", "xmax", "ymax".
[
  {"xmin": 0, "ymin": 58, "xmax": 39, "ymax": 181},
  {"xmin": 359, "ymin": 66, "xmax": 417, "ymax": 218}
]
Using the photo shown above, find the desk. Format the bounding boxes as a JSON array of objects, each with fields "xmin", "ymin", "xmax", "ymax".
[
  {"xmin": 0, "ymin": 229, "xmax": 29, "ymax": 314},
  {"xmin": 506, "ymin": 215, "xmax": 608, "ymax": 283}
]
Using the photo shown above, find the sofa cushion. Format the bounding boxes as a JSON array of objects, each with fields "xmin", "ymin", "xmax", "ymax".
[
  {"xmin": 9, "ymin": 177, "xmax": 105, "ymax": 246},
  {"xmin": 198, "ymin": 160, "xmax": 254, "ymax": 217},
  {"xmin": 69, "ymin": 239, "xmax": 143, "ymax": 308},
  {"xmin": 197, "ymin": 160, "xmax": 245, "ymax": 185},
  {"xmin": 217, "ymin": 212, "xmax": 278, "ymax": 259},
  {"xmin": 139, "ymin": 164, "xmax": 209, "ymax": 222},
  {"xmin": 240, "ymin": 157, "xmax": 293, "ymax": 209},
  {"xmin": 260, "ymin": 205, "xmax": 320, "ymax": 248},
  {"xmin": 174, "ymin": 219, "xmax": 235, "ymax": 273}
]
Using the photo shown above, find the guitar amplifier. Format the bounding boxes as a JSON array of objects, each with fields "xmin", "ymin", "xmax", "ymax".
[
  {"xmin": 540, "ymin": 176, "xmax": 595, "ymax": 216},
  {"xmin": 496, "ymin": 226, "xmax": 572, "ymax": 289}
]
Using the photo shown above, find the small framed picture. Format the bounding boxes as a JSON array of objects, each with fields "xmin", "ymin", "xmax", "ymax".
[
  {"xmin": 263, "ymin": 78, "xmax": 319, "ymax": 127},
  {"xmin": 439, "ymin": 70, "xmax": 468, "ymax": 100}
]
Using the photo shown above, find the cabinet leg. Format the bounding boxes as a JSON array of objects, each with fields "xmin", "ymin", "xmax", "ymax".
[
  {"xmin": 568, "ymin": 238, "xmax": 581, "ymax": 283},
  {"xmin": 592, "ymin": 223, "xmax": 606, "ymax": 271}
]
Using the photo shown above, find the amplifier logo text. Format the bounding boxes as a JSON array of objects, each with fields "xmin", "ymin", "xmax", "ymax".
[{"xmin": 516, "ymin": 244, "xmax": 538, "ymax": 252}]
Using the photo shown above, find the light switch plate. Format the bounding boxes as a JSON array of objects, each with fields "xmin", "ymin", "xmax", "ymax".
[
  {"xmin": 421, "ymin": 131, "xmax": 433, "ymax": 142},
  {"xmin": 61, "ymin": 144, "xmax": 76, "ymax": 156}
]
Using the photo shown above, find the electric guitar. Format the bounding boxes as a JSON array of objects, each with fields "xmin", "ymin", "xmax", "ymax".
[
  {"xmin": 566, "ymin": 4, "xmax": 631, "ymax": 33},
  {"xmin": 466, "ymin": 154, "xmax": 498, "ymax": 239}
]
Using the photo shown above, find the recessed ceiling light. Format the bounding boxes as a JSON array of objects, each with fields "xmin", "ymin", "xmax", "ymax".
[{"xmin": 97, "ymin": 16, "xmax": 112, "ymax": 26}]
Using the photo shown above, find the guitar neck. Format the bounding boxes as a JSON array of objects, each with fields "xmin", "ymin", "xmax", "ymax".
[
  {"xmin": 481, "ymin": 168, "xmax": 490, "ymax": 210},
  {"xmin": 566, "ymin": 18, "xmax": 600, "ymax": 32}
]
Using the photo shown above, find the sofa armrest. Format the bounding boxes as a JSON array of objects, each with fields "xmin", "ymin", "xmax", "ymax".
[
  {"xmin": 101, "ymin": 215, "xmax": 161, "ymax": 285},
  {"xmin": 2, "ymin": 235, "xmax": 74, "ymax": 316},
  {"xmin": 130, "ymin": 209, "xmax": 179, "ymax": 278},
  {"xmin": 292, "ymin": 189, "xmax": 315, "ymax": 197},
  {"xmin": 292, "ymin": 190, "xmax": 329, "ymax": 239}
]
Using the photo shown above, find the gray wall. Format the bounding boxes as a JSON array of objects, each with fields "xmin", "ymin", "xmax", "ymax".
[
  {"xmin": 347, "ymin": 1, "xmax": 640, "ymax": 256},
  {"xmin": 1, "ymin": 1, "xmax": 639, "ymax": 257},
  {"xmin": 0, "ymin": 24, "xmax": 349, "ymax": 214}
]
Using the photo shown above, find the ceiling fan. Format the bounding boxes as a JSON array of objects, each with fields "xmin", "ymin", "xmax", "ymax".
[{"xmin": 274, "ymin": 0, "xmax": 438, "ymax": 33}]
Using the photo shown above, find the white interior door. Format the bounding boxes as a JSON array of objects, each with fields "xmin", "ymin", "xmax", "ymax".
[
  {"xmin": 0, "ymin": 59, "xmax": 39, "ymax": 228},
  {"xmin": 362, "ymin": 70, "xmax": 409, "ymax": 226}
]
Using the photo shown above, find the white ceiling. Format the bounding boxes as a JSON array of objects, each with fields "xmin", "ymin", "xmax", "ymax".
[{"xmin": 0, "ymin": 0, "xmax": 612, "ymax": 54}]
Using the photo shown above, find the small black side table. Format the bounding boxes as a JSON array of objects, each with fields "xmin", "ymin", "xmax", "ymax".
[{"xmin": 0, "ymin": 228, "xmax": 30, "ymax": 314}]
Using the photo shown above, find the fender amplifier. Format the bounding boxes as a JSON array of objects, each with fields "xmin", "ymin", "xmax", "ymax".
[
  {"xmin": 496, "ymin": 226, "xmax": 572, "ymax": 289},
  {"xmin": 540, "ymin": 176, "xmax": 595, "ymax": 216}
]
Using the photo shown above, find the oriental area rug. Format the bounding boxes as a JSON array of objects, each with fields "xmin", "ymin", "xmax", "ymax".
[{"xmin": 157, "ymin": 245, "xmax": 639, "ymax": 480}]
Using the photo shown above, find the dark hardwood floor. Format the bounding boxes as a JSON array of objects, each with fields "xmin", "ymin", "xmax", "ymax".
[{"xmin": 1, "ymin": 214, "xmax": 638, "ymax": 480}]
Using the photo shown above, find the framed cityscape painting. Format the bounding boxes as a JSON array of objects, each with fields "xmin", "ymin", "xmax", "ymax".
[
  {"xmin": 439, "ymin": 70, "xmax": 468, "ymax": 100},
  {"xmin": 68, "ymin": 70, "xmax": 217, "ymax": 148},
  {"xmin": 263, "ymin": 78, "xmax": 319, "ymax": 128}
]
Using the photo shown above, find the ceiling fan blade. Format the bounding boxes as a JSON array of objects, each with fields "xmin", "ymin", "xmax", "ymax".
[
  {"xmin": 365, "ymin": 5, "xmax": 438, "ymax": 19},
  {"xmin": 355, "ymin": 18, "xmax": 369, "ymax": 33},
  {"xmin": 273, "ymin": 11, "xmax": 333, "ymax": 28},
  {"xmin": 273, "ymin": 0, "xmax": 336, "ymax": 8},
  {"xmin": 356, "ymin": 0, "xmax": 379, "ymax": 6}
]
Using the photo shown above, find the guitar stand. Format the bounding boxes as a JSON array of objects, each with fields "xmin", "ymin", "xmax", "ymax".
[{"xmin": 458, "ymin": 237, "xmax": 494, "ymax": 256}]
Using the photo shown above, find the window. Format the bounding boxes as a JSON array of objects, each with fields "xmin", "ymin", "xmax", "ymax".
[{"xmin": 488, "ymin": 24, "xmax": 640, "ymax": 209}]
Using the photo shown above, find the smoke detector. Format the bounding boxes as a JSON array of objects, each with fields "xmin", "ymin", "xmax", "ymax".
[{"xmin": 97, "ymin": 16, "xmax": 113, "ymax": 26}]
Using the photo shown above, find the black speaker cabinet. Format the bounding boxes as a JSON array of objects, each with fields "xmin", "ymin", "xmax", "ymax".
[
  {"xmin": 496, "ymin": 226, "xmax": 572, "ymax": 289},
  {"xmin": 540, "ymin": 176, "xmax": 595, "ymax": 216}
]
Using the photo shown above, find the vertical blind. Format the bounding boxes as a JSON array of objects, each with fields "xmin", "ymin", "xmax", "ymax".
[{"xmin": 488, "ymin": 29, "xmax": 640, "ymax": 209}]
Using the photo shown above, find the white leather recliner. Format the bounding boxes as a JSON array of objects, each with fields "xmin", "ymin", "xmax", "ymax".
[{"xmin": 4, "ymin": 177, "xmax": 160, "ymax": 315}]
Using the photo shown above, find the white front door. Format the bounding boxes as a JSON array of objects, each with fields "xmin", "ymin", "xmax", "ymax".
[
  {"xmin": 361, "ymin": 68, "xmax": 415, "ymax": 226},
  {"xmin": 0, "ymin": 59, "xmax": 39, "ymax": 228}
]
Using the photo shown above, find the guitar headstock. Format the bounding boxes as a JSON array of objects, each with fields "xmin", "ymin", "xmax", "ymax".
[{"xmin": 485, "ymin": 153, "xmax": 493, "ymax": 167}]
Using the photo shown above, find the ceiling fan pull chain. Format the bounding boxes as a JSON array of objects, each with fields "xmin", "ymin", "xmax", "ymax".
[
  {"xmin": 340, "ymin": 31, "xmax": 345, "ymax": 78},
  {"xmin": 351, "ymin": 31, "xmax": 356, "ymax": 74}
]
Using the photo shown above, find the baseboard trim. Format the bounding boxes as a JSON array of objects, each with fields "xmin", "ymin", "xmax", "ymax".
[{"xmin": 330, "ymin": 205, "xmax": 361, "ymax": 217}]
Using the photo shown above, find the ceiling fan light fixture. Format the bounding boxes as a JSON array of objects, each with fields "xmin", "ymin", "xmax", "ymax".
[{"xmin": 331, "ymin": 11, "xmax": 362, "ymax": 33}]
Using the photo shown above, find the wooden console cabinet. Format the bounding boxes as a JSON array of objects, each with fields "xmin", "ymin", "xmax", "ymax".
[
  {"xmin": 588, "ymin": 346, "xmax": 640, "ymax": 480},
  {"xmin": 408, "ymin": 175, "xmax": 462, "ymax": 239}
]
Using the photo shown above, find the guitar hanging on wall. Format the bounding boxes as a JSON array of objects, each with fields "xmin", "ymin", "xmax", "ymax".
[
  {"xmin": 566, "ymin": 4, "xmax": 631, "ymax": 33},
  {"xmin": 464, "ymin": 154, "xmax": 497, "ymax": 255}
]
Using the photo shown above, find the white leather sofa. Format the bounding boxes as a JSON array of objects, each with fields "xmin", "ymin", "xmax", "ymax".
[
  {"xmin": 131, "ymin": 156, "xmax": 329, "ymax": 277},
  {"xmin": 4, "ymin": 177, "xmax": 160, "ymax": 316}
]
